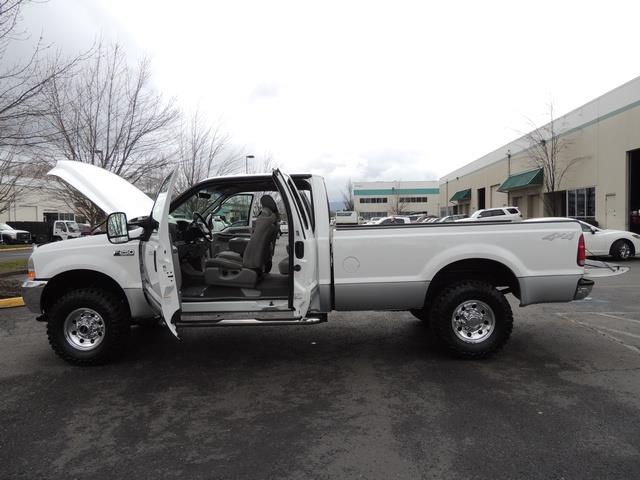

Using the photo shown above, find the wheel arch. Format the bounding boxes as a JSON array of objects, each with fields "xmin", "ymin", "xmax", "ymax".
[
  {"xmin": 41, "ymin": 269, "xmax": 130, "ymax": 315},
  {"xmin": 425, "ymin": 258, "xmax": 520, "ymax": 306}
]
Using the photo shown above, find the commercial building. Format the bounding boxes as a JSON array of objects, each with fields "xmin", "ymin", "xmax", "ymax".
[
  {"xmin": 353, "ymin": 180, "xmax": 440, "ymax": 220},
  {"xmin": 0, "ymin": 177, "xmax": 84, "ymax": 224},
  {"xmin": 439, "ymin": 76, "xmax": 640, "ymax": 231}
]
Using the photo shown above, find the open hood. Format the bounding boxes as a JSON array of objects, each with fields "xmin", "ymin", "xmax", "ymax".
[{"xmin": 48, "ymin": 160, "xmax": 154, "ymax": 220}]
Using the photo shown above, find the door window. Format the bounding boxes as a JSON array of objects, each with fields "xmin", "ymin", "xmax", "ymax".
[{"xmin": 151, "ymin": 175, "xmax": 175, "ymax": 225}]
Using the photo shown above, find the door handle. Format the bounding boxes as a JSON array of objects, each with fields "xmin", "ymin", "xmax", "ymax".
[
  {"xmin": 153, "ymin": 250, "xmax": 157, "ymax": 272},
  {"xmin": 295, "ymin": 241, "xmax": 304, "ymax": 259}
]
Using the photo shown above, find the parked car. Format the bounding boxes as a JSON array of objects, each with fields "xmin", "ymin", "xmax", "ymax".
[
  {"xmin": 335, "ymin": 211, "xmax": 359, "ymax": 225},
  {"xmin": 0, "ymin": 222, "xmax": 31, "ymax": 244},
  {"xmin": 23, "ymin": 160, "xmax": 594, "ymax": 365},
  {"xmin": 77, "ymin": 223, "xmax": 94, "ymax": 236},
  {"xmin": 368, "ymin": 216, "xmax": 411, "ymax": 225},
  {"xmin": 437, "ymin": 214, "xmax": 468, "ymax": 223},
  {"xmin": 457, "ymin": 207, "xmax": 523, "ymax": 222},
  {"xmin": 211, "ymin": 216, "xmax": 229, "ymax": 232},
  {"xmin": 279, "ymin": 221, "xmax": 289, "ymax": 234},
  {"xmin": 526, "ymin": 218, "xmax": 640, "ymax": 260}
]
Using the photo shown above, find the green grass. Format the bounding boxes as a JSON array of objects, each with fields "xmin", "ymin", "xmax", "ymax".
[{"xmin": 0, "ymin": 258, "xmax": 28, "ymax": 273}]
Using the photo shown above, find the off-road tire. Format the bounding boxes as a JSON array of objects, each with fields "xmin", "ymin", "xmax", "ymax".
[
  {"xmin": 46, "ymin": 288, "xmax": 130, "ymax": 366},
  {"xmin": 610, "ymin": 239, "xmax": 633, "ymax": 261},
  {"xmin": 430, "ymin": 280, "xmax": 513, "ymax": 359}
]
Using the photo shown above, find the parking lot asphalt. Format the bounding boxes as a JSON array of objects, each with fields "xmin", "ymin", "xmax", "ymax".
[{"xmin": 1, "ymin": 260, "xmax": 640, "ymax": 479}]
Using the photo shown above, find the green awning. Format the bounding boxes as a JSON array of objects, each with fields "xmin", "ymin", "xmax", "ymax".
[
  {"xmin": 498, "ymin": 168, "xmax": 543, "ymax": 193},
  {"xmin": 449, "ymin": 188, "xmax": 471, "ymax": 202}
]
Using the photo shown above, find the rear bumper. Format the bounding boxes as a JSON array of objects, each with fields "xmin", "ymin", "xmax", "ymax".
[
  {"xmin": 574, "ymin": 278, "xmax": 594, "ymax": 300},
  {"xmin": 21, "ymin": 280, "xmax": 47, "ymax": 313}
]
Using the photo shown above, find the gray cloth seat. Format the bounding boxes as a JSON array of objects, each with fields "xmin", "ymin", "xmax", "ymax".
[
  {"xmin": 205, "ymin": 196, "xmax": 279, "ymax": 287},
  {"xmin": 205, "ymin": 255, "xmax": 243, "ymax": 270}
]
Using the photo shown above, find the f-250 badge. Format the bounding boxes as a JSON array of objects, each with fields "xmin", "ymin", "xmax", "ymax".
[{"xmin": 114, "ymin": 249, "xmax": 135, "ymax": 256}]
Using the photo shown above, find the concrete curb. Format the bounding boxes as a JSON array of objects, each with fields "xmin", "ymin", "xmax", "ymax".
[{"xmin": 0, "ymin": 297, "xmax": 25, "ymax": 308}]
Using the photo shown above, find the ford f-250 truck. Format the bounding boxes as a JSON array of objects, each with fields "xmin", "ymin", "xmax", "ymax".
[{"xmin": 22, "ymin": 161, "xmax": 594, "ymax": 365}]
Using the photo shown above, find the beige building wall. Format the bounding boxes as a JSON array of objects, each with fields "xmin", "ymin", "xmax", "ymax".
[
  {"xmin": 439, "ymin": 76, "xmax": 640, "ymax": 230},
  {"xmin": 0, "ymin": 181, "xmax": 75, "ymax": 223}
]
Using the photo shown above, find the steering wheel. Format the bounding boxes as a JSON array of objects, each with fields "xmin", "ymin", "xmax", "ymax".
[{"xmin": 192, "ymin": 212, "xmax": 213, "ymax": 242}]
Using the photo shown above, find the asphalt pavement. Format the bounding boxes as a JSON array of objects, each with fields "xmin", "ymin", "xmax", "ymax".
[{"xmin": 1, "ymin": 260, "xmax": 640, "ymax": 479}]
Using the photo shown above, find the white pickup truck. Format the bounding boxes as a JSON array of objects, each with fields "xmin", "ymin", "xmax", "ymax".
[{"xmin": 22, "ymin": 161, "xmax": 594, "ymax": 365}]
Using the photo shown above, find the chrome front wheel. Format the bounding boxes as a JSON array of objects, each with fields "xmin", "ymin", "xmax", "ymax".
[{"xmin": 63, "ymin": 308, "xmax": 106, "ymax": 351}]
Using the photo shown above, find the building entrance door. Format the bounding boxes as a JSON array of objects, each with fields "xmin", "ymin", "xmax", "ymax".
[
  {"xmin": 477, "ymin": 188, "xmax": 486, "ymax": 210},
  {"xmin": 628, "ymin": 149, "xmax": 640, "ymax": 233}
]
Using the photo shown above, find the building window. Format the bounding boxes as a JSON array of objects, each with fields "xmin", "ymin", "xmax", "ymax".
[
  {"xmin": 359, "ymin": 197, "xmax": 387, "ymax": 204},
  {"xmin": 399, "ymin": 196, "xmax": 429, "ymax": 203},
  {"xmin": 567, "ymin": 187, "xmax": 595, "ymax": 220}
]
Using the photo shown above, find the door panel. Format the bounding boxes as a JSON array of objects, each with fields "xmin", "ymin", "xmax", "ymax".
[
  {"xmin": 273, "ymin": 170, "xmax": 318, "ymax": 317},
  {"xmin": 141, "ymin": 171, "xmax": 181, "ymax": 337}
]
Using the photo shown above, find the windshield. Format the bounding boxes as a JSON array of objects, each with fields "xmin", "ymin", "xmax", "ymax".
[
  {"xmin": 65, "ymin": 221, "xmax": 79, "ymax": 232},
  {"xmin": 0, "ymin": 223, "xmax": 14, "ymax": 231}
]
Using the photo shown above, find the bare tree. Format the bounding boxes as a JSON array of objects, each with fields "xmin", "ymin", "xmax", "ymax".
[
  {"xmin": 523, "ymin": 104, "xmax": 579, "ymax": 216},
  {"xmin": 389, "ymin": 182, "xmax": 408, "ymax": 215},
  {"xmin": 246, "ymin": 153, "xmax": 284, "ymax": 218},
  {"xmin": 39, "ymin": 41, "xmax": 179, "ymax": 224},
  {"xmin": 341, "ymin": 178, "xmax": 354, "ymax": 211},
  {"xmin": 175, "ymin": 109, "xmax": 242, "ymax": 192},
  {"xmin": 246, "ymin": 152, "xmax": 276, "ymax": 174},
  {"xmin": 0, "ymin": 0, "xmax": 83, "ymax": 214}
]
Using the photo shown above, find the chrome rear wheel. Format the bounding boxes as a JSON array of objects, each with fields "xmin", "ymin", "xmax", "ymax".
[{"xmin": 451, "ymin": 300, "xmax": 495, "ymax": 343}]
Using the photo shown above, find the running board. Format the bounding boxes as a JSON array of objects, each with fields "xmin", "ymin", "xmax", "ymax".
[{"xmin": 175, "ymin": 314, "xmax": 327, "ymax": 328}]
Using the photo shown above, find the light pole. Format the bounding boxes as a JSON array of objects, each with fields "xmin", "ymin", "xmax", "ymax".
[
  {"xmin": 93, "ymin": 149, "xmax": 104, "ymax": 164},
  {"xmin": 245, "ymin": 154, "xmax": 255, "ymax": 174}
]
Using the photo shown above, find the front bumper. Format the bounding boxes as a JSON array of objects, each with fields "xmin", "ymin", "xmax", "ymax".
[
  {"xmin": 574, "ymin": 278, "xmax": 594, "ymax": 300},
  {"xmin": 21, "ymin": 280, "xmax": 47, "ymax": 313}
]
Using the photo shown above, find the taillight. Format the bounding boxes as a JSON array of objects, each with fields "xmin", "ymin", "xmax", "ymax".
[{"xmin": 577, "ymin": 233, "xmax": 586, "ymax": 266}]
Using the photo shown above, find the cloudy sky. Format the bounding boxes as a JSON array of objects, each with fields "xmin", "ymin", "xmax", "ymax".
[{"xmin": 20, "ymin": 0, "xmax": 640, "ymax": 199}]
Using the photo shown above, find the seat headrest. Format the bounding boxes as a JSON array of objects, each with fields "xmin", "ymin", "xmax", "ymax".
[{"xmin": 260, "ymin": 195, "xmax": 277, "ymax": 214}]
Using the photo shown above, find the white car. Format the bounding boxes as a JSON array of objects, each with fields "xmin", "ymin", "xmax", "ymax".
[
  {"xmin": 279, "ymin": 221, "xmax": 289, "ymax": 234},
  {"xmin": 437, "ymin": 214, "xmax": 468, "ymax": 223},
  {"xmin": 524, "ymin": 218, "xmax": 640, "ymax": 260},
  {"xmin": 367, "ymin": 216, "xmax": 411, "ymax": 225},
  {"xmin": 457, "ymin": 207, "xmax": 522, "ymax": 222}
]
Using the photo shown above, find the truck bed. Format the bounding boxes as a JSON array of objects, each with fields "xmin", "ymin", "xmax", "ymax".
[{"xmin": 331, "ymin": 220, "xmax": 584, "ymax": 310}]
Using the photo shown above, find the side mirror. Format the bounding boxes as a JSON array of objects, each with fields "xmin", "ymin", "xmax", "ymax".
[
  {"xmin": 107, "ymin": 212, "xmax": 130, "ymax": 244},
  {"xmin": 591, "ymin": 228, "xmax": 597, "ymax": 235}
]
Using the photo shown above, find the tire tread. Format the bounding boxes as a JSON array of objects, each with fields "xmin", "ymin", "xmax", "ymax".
[{"xmin": 46, "ymin": 288, "xmax": 130, "ymax": 366}]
